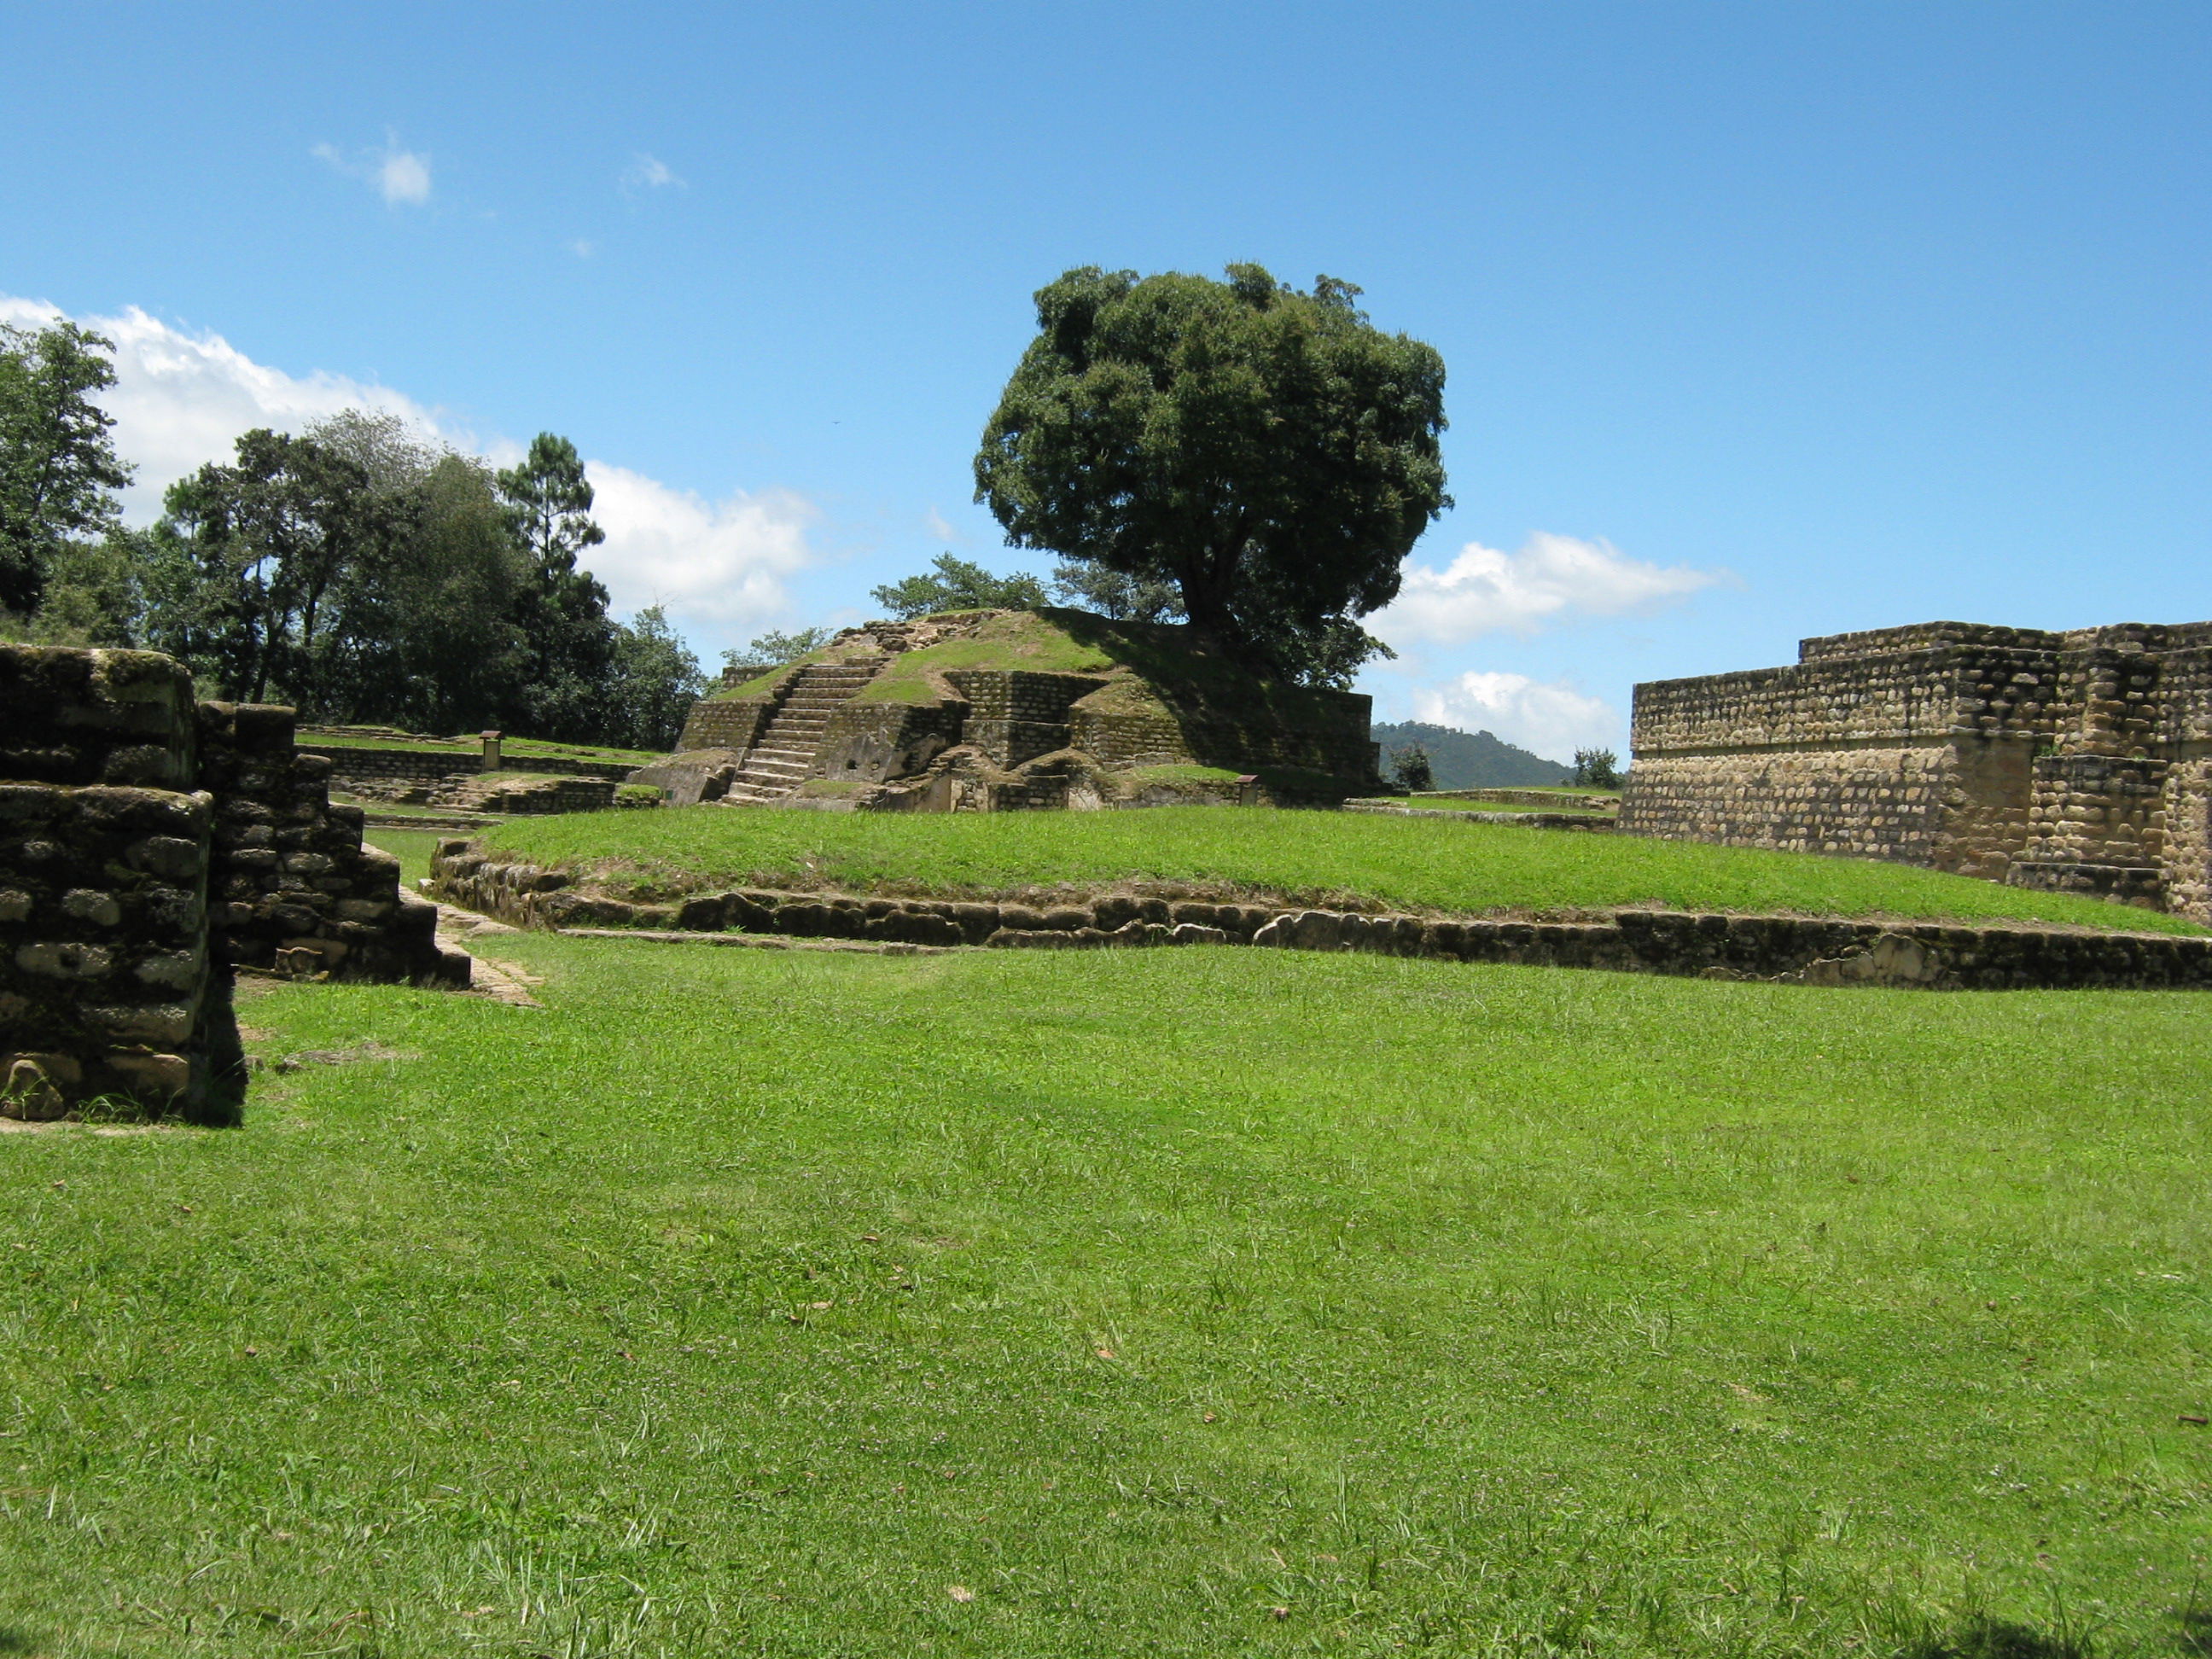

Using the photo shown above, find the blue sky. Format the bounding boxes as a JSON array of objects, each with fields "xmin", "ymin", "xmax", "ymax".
[{"xmin": 5, "ymin": 2, "xmax": 2207, "ymax": 759}]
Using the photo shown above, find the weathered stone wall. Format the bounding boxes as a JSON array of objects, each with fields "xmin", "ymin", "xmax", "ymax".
[
  {"xmin": 1, "ymin": 783, "xmax": 230, "ymax": 1118},
  {"xmin": 2160, "ymin": 756, "xmax": 2212, "ymax": 920},
  {"xmin": 0, "ymin": 645, "xmax": 199, "ymax": 789},
  {"xmin": 197, "ymin": 702, "xmax": 461, "ymax": 983},
  {"xmin": 677, "ymin": 694, "xmax": 777, "ymax": 754},
  {"xmin": 946, "ymin": 671, "xmax": 1108, "ymax": 768},
  {"xmin": 1625, "ymin": 620, "xmax": 2212, "ymax": 918},
  {"xmin": 1, "ymin": 645, "xmax": 466, "ymax": 1119},
  {"xmin": 297, "ymin": 745, "xmax": 471, "ymax": 786},
  {"xmin": 1621, "ymin": 749, "xmax": 1953, "ymax": 863},
  {"xmin": 812, "ymin": 701, "xmax": 964, "ymax": 785}
]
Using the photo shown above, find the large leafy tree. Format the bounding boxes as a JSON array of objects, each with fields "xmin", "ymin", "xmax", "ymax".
[
  {"xmin": 974, "ymin": 265, "xmax": 1447, "ymax": 686},
  {"xmin": 496, "ymin": 433, "xmax": 617, "ymax": 741},
  {"xmin": 0, "ymin": 320, "xmax": 133, "ymax": 616},
  {"xmin": 600, "ymin": 604, "xmax": 708, "ymax": 750}
]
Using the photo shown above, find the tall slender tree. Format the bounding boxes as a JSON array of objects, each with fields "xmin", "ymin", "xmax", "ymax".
[
  {"xmin": 0, "ymin": 320, "xmax": 133, "ymax": 616},
  {"xmin": 496, "ymin": 433, "xmax": 617, "ymax": 740}
]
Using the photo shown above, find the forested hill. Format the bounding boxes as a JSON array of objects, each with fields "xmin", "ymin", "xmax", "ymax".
[{"xmin": 1370, "ymin": 721, "xmax": 1574, "ymax": 788}]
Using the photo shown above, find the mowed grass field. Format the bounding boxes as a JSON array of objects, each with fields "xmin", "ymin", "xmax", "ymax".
[
  {"xmin": 485, "ymin": 806, "xmax": 2209, "ymax": 934},
  {"xmin": 4, "ymin": 936, "xmax": 2210, "ymax": 1656}
]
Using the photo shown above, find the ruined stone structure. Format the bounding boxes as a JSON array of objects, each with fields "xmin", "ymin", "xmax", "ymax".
[
  {"xmin": 2, "ymin": 644, "xmax": 469, "ymax": 1121},
  {"xmin": 649, "ymin": 609, "xmax": 1380, "ymax": 811},
  {"xmin": 1621, "ymin": 621, "xmax": 2212, "ymax": 918}
]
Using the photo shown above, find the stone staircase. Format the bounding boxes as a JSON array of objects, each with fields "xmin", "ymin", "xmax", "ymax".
[{"xmin": 720, "ymin": 659, "xmax": 886, "ymax": 804}]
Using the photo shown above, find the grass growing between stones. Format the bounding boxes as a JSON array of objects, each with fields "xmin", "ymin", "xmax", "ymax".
[
  {"xmin": 485, "ymin": 806, "xmax": 2207, "ymax": 934},
  {"xmin": 3, "ymin": 940, "xmax": 2209, "ymax": 1656}
]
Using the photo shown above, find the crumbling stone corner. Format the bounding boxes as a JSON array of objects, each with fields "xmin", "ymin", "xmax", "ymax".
[{"xmin": 1, "ymin": 643, "xmax": 469, "ymax": 1121}]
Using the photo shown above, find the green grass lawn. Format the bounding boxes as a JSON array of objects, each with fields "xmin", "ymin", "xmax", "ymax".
[
  {"xmin": 482, "ymin": 805, "xmax": 2208, "ymax": 934},
  {"xmin": 4, "ymin": 940, "xmax": 2209, "ymax": 1656},
  {"xmin": 364, "ymin": 825, "xmax": 445, "ymax": 888}
]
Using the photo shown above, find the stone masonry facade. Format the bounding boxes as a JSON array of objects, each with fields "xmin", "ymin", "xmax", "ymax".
[
  {"xmin": 2, "ymin": 644, "xmax": 469, "ymax": 1121},
  {"xmin": 1621, "ymin": 620, "xmax": 2212, "ymax": 919}
]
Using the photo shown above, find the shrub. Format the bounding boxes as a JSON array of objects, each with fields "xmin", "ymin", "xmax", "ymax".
[
  {"xmin": 1572, "ymin": 748, "xmax": 1620, "ymax": 789},
  {"xmin": 1388, "ymin": 743, "xmax": 1435, "ymax": 794}
]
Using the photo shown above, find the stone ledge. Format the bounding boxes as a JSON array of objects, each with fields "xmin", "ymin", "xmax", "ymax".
[{"xmin": 429, "ymin": 846, "xmax": 2212, "ymax": 992}]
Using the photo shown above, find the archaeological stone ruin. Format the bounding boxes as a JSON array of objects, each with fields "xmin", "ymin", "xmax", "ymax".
[
  {"xmin": 635, "ymin": 608, "xmax": 1382, "ymax": 810},
  {"xmin": 1621, "ymin": 620, "xmax": 2212, "ymax": 919},
  {"xmin": 2, "ymin": 643, "xmax": 469, "ymax": 1121}
]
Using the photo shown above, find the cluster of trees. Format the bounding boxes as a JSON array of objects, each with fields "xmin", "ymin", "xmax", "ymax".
[
  {"xmin": 1, "ymin": 321, "xmax": 703, "ymax": 749},
  {"xmin": 10, "ymin": 262, "xmax": 1456, "ymax": 748}
]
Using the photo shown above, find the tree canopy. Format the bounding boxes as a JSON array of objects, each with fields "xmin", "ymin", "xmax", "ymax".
[
  {"xmin": 870, "ymin": 553, "xmax": 1047, "ymax": 620},
  {"xmin": 0, "ymin": 320, "xmax": 133, "ymax": 616},
  {"xmin": 974, "ymin": 264, "xmax": 1447, "ymax": 686}
]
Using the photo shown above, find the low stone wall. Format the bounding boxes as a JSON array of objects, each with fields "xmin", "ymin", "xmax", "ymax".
[
  {"xmin": 301, "ymin": 742, "xmax": 638, "ymax": 789},
  {"xmin": 1344, "ymin": 800, "xmax": 1615, "ymax": 831},
  {"xmin": 430, "ymin": 844, "xmax": 2212, "ymax": 992},
  {"xmin": 473, "ymin": 777, "xmax": 616, "ymax": 815},
  {"xmin": 299, "ymin": 745, "xmax": 471, "ymax": 786}
]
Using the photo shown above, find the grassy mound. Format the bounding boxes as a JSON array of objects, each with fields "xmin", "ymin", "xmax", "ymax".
[
  {"xmin": 719, "ymin": 607, "xmax": 1363, "ymax": 739},
  {"xmin": 5, "ymin": 940, "xmax": 2207, "ymax": 1653},
  {"xmin": 479, "ymin": 805, "xmax": 2209, "ymax": 933}
]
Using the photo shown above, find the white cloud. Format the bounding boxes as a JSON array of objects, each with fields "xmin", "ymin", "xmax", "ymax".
[
  {"xmin": 622, "ymin": 153, "xmax": 684, "ymax": 193},
  {"xmin": 923, "ymin": 506, "xmax": 957, "ymax": 542},
  {"xmin": 313, "ymin": 134, "xmax": 432, "ymax": 206},
  {"xmin": 1376, "ymin": 532, "xmax": 1725, "ymax": 646},
  {"xmin": 1, "ymin": 295, "xmax": 822, "ymax": 643},
  {"xmin": 1412, "ymin": 671, "xmax": 1621, "ymax": 764},
  {"xmin": 569, "ymin": 238, "xmax": 597, "ymax": 259},
  {"xmin": 585, "ymin": 467, "xmax": 818, "ymax": 628},
  {"xmin": 0, "ymin": 297, "xmax": 450, "ymax": 521}
]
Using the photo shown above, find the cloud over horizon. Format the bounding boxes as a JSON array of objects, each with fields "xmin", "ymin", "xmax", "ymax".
[
  {"xmin": 0, "ymin": 295, "xmax": 818, "ymax": 643},
  {"xmin": 1410, "ymin": 670, "xmax": 1620, "ymax": 763},
  {"xmin": 1376, "ymin": 532, "xmax": 1726, "ymax": 646}
]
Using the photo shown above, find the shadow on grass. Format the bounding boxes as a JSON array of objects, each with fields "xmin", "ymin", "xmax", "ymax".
[
  {"xmin": 0, "ymin": 1628, "xmax": 40, "ymax": 1656},
  {"xmin": 1901, "ymin": 1619, "xmax": 2092, "ymax": 1659},
  {"xmin": 2178, "ymin": 1609, "xmax": 2212, "ymax": 1654}
]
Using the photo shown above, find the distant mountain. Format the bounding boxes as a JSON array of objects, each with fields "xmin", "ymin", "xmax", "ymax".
[{"xmin": 1370, "ymin": 721, "xmax": 1574, "ymax": 789}]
